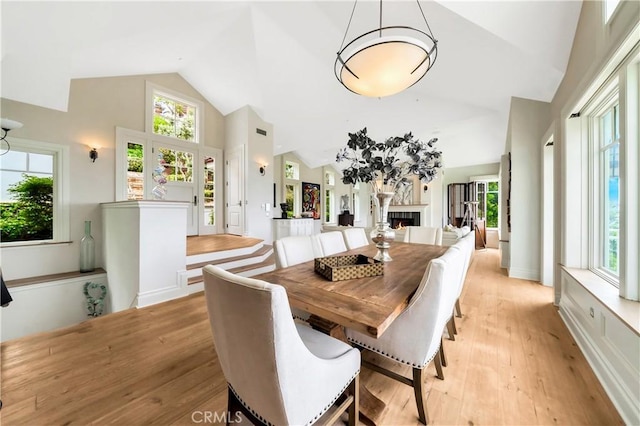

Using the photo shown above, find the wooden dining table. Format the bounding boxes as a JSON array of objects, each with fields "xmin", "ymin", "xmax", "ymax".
[{"xmin": 253, "ymin": 241, "xmax": 448, "ymax": 424}]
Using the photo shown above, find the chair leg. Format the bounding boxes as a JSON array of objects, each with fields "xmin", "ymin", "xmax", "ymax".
[
  {"xmin": 413, "ymin": 368, "xmax": 429, "ymax": 425},
  {"xmin": 439, "ymin": 338, "xmax": 447, "ymax": 367},
  {"xmin": 434, "ymin": 349, "xmax": 445, "ymax": 380},
  {"xmin": 455, "ymin": 298, "xmax": 463, "ymax": 318},
  {"xmin": 348, "ymin": 375, "xmax": 359, "ymax": 426},
  {"xmin": 446, "ymin": 318, "xmax": 456, "ymax": 341},
  {"xmin": 451, "ymin": 314, "xmax": 458, "ymax": 335}
]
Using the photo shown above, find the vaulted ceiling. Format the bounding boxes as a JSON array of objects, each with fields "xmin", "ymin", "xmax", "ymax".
[{"xmin": 1, "ymin": 1, "xmax": 582, "ymax": 168}]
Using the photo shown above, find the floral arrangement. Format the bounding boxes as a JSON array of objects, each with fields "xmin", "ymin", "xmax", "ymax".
[{"xmin": 336, "ymin": 128, "xmax": 442, "ymax": 192}]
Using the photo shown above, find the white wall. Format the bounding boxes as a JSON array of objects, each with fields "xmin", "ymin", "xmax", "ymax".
[
  {"xmin": 1, "ymin": 270, "xmax": 108, "ymax": 341},
  {"xmin": 0, "ymin": 73, "xmax": 225, "ymax": 281},
  {"xmin": 224, "ymin": 106, "xmax": 274, "ymax": 243},
  {"xmin": 507, "ymin": 97, "xmax": 550, "ymax": 281},
  {"xmin": 544, "ymin": 1, "xmax": 640, "ymax": 423}
]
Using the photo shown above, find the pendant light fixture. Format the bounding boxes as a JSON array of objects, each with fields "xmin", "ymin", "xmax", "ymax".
[
  {"xmin": 0, "ymin": 118, "xmax": 24, "ymax": 156},
  {"xmin": 335, "ymin": 0, "xmax": 438, "ymax": 98}
]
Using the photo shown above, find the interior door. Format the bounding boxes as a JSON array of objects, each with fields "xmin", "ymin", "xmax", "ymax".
[
  {"xmin": 225, "ymin": 145, "xmax": 245, "ymax": 235},
  {"xmin": 151, "ymin": 142, "xmax": 198, "ymax": 235}
]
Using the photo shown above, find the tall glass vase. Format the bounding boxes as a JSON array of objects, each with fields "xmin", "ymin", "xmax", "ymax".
[
  {"xmin": 80, "ymin": 220, "xmax": 95, "ymax": 273},
  {"xmin": 370, "ymin": 191, "xmax": 396, "ymax": 262}
]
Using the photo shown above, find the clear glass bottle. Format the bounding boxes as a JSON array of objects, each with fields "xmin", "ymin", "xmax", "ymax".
[{"xmin": 80, "ymin": 220, "xmax": 95, "ymax": 272}]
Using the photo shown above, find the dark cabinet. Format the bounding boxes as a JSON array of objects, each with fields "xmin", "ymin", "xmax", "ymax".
[{"xmin": 338, "ymin": 212, "xmax": 354, "ymax": 226}]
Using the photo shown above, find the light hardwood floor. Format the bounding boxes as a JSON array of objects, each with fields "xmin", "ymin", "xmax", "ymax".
[{"xmin": 0, "ymin": 249, "xmax": 623, "ymax": 425}]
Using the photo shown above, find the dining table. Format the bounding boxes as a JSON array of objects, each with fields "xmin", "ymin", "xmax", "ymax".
[{"xmin": 253, "ymin": 241, "xmax": 448, "ymax": 424}]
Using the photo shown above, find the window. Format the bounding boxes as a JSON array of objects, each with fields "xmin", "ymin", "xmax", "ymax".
[
  {"xmin": 0, "ymin": 139, "xmax": 69, "ymax": 245},
  {"xmin": 203, "ymin": 156, "xmax": 215, "ymax": 226},
  {"xmin": 283, "ymin": 160, "xmax": 301, "ymax": 217},
  {"xmin": 146, "ymin": 82, "xmax": 203, "ymax": 144},
  {"xmin": 590, "ymin": 95, "xmax": 621, "ymax": 279},
  {"xmin": 474, "ymin": 180, "xmax": 499, "ymax": 228},
  {"xmin": 285, "ymin": 161, "xmax": 299, "ymax": 180},
  {"xmin": 325, "ymin": 170, "xmax": 335, "ymax": 223},
  {"xmin": 285, "ymin": 184, "xmax": 298, "ymax": 218},
  {"xmin": 352, "ymin": 182, "xmax": 360, "ymax": 221},
  {"xmin": 605, "ymin": 0, "xmax": 621, "ymax": 22},
  {"xmin": 127, "ymin": 142, "xmax": 144, "ymax": 200},
  {"xmin": 157, "ymin": 147, "xmax": 194, "ymax": 182}
]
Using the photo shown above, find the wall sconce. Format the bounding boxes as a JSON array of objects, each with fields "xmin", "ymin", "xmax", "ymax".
[
  {"xmin": 89, "ymin": 148, "xmax": 99, "ymax": 163},
  {"xmin": 259, "ymin": 164, "xmax": 267, "ymax": 176},
  {"xmin": 0, "ymin": 118, "xmax": 24, "ymax": 156}
]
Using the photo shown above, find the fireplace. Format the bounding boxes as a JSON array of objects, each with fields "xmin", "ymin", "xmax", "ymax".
[
  {"xmin": 390, "ymin": 218, "xmax": 414, "ymax": 229},
  {"xmin": 388, "ymin": 211, "xmax": 421, "ymax": 229}
]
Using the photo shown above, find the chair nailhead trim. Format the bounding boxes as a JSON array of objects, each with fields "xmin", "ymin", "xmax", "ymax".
[
  {"xmin": 348, "ymin": 338, "xmax": 437, "ymax": 369},
  {"xmin": 230, "ymin": 370, "xmax": 360, "ymax": 426}
]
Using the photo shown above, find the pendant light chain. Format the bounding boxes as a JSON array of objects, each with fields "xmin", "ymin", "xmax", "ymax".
[
  {"xmin": 338, "ymin": 0, "xmax": 360, "ymax": 52},
  {"xmin": 416, "ymin": 0, "xmax": 437, "ymax": 41}
]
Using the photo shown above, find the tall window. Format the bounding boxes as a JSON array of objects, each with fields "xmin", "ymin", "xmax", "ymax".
[
  {"xmin": 594, "ymin": 100, "xmax": 620, "ymax": 278},
  {"xmin": 284, "ymin": 160, "xmax": 300, "ymax": 218},
  {"xmin": 325, "ymin": 170, "xmax": 335, "ymax": 223},
  {"xmin": 352, "ymin": 182, "xmax": 360, "ymax": 221},
  {"xmin": 127, "ymin": 142, "xmax": 144, "ymax": 200},
  {"xmin": 0, "ymin": 139, "xmax": 68, "ymax": 244},
  {"xmin": 475, "ymin": 180, "xmax": 499, "ymax": 228},
  {"xmin": 203, "ymin": 156, "xmax": 215, "ymax": 226}
]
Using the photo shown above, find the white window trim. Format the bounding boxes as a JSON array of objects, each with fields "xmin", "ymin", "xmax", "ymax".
[
  {"xmin": 1, "ymin": 138, "xmax": 70, "ymax": 247},
  {"xmin": 584, "ymin": 84, "xmax": 620, "ymax": 287},
  {"xmin": 145, "ymin": 81, "xmax": 204, "ymax": 144},
  {"xmin": 324, "ymin": 170, "xmax": 336, "ymax": 224},
  {"xmin": 575, "ymin": 44, "xmax": 640, "ymax": 300}
]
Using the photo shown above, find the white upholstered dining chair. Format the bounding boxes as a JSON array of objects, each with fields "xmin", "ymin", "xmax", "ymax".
[
  {"xmin": 403, "ymin": 226, "xmax": 443, "ymax": 246},
  {"xmin": 342, "ymin": 227, "xmax": 369, "ymax": 250},
  {"xmin": 274, "ymin": 235, "xmax": 323, "ymax": 268},
  {"xmin": 345, "ymin": 246, "xmax": 464, "ymax": 424},
  {"xmin": 203, "ymin": 265, "xmax": 360, "ymax": 426},
  {"xmin": 317, "ymin": 231, "xmax": 348, "ymax": 256}
]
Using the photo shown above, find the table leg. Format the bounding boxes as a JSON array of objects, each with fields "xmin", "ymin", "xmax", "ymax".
[{"xmin": 308, "ymin": 315, "xmax": 388, "ymax": 425}]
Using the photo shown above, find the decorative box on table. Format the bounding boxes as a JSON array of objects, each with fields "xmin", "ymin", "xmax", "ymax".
[{"xmin": 314, "ymin": 254, "xmax": 383, "ymax": 281}]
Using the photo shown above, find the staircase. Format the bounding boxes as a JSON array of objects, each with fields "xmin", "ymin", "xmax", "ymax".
[{"xmin": 186, "ymin": 241, "xmax": 276, "ymax": 293}]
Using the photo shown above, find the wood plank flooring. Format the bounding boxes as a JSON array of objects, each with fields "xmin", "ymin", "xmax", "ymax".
[
  {"xmin": 186, "ymin": 235, "xmax": 263, "ymax": 256},
  {"xmin": 0, "ymin": 249, "xmax": 623, "ymax": 425}
]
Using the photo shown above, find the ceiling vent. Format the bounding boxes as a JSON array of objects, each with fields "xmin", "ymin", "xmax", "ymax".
[{"xmin": 256, "ymin": 128, "xmax": 267, "ymax": 136}]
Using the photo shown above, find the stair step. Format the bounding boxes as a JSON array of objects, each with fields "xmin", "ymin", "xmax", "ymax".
[
  {"xmin": 187, "ymin": 244, "xmax": 272, "ymax": 270},
  {"xmin": 187, "ymin": 253, "xmax": 276, "ymax": 285},
  {"xmin": 228, "ymin": 254, "xmax": 276, "ymax": 275}
]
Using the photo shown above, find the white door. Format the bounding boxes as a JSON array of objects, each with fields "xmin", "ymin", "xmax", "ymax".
[
  {"xmin": 225, "ymin": 145, "xmax": 245, "ymax": 235},
  {"xmin": 151, "ymin": 142, "xmax": 198, "ymax": 236}
]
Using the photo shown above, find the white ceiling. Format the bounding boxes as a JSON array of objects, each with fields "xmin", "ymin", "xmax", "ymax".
[{"xmin": 1, "ymin": 0, "xmax": 582, "ymax": 169}]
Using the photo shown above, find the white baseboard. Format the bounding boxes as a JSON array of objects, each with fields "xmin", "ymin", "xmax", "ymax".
[
  {"xmin": 507, "ymin": 267, "xmax": 539, "ymax": 281},
  {"xmin": 559, "ymin": 304, "xmax": 640, "ymax": 426},
  {"xmin": 137, "ymin": 285, "xmax": 187, "ymax": 308}
]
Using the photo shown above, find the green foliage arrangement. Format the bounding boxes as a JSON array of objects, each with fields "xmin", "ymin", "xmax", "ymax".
[
  {"xmin": 0, "ymin": 175, "xmax": 53, "ymax": 242},
  {"xmin": 336, "ymin": 128, "xmax": 442, "ymax": 191}
]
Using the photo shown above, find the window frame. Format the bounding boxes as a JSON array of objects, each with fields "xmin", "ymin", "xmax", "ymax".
[
  {"xmin": 324, "ymin": 170, "xmax": 336, "ymax": 224},
  {"xmin": 145, "ymin": 81, "xmax": 204, "ymax": 144},
  {"xmin": 0, "ymin": 138, "xmax": 70, "ymax": 247},
  {"xmin": 584, "ymin": 82, "xmax": 621, "ymax": 287}
]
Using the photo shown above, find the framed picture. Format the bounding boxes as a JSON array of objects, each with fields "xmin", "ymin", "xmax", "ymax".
[{"xmin": 302, "ymin": 182, "xmax": 321, "ymax": 219}]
